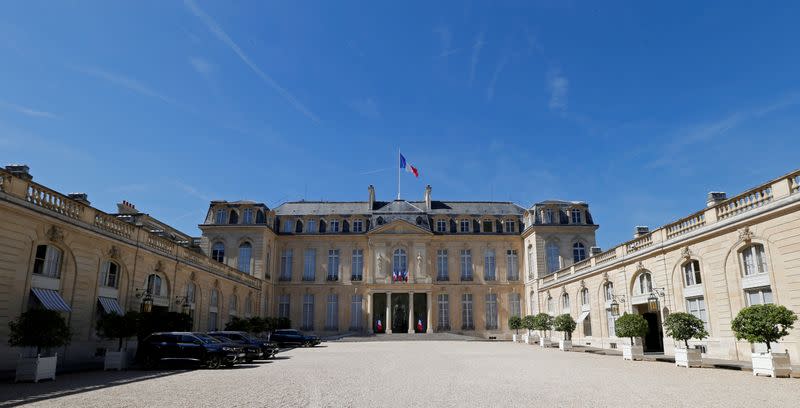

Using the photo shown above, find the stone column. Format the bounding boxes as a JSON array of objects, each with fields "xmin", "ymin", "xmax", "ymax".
[
  {"xmin": 426, "ymin": 292, "xmax": 433, "ymax": 333},
  {"xmin": 386, "ymin": 292, "xmax": 392, "ymax": 334},
  {"xmin": 367, "ymin": 292, "xmax": 373, "ymax": 334},
  {"xmin": 408, "ymin": 292, "xmax": 415, "ymax": 333}
]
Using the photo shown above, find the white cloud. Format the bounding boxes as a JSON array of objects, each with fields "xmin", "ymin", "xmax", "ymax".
[
  {"xmin": 547, "ymin": 68, "xmax": 568, "ymax": 111},
  {"xmin": 348, "ymin": 98, "xmax": 381, "ymax": 120},
  {"xmin": 486, "ymin": 55, "xmax": 508, "ymax": 102},
  {"xmin": 0, "ymin": 100, "xmax": 57, "ymax": 119},
  {"xmin": 189, "ymin": 56, "xmax": 215, "ymax": 76},
  {"xmin": 469, "ymin": 31, "xmax": 485, "ymax": 87},
  {"xmin": 72, "ymin": 65, "xmax": 181, "ymax": 107},
  {"xmin": 184, "ymin": 0, "xmax": 319, "ymax": 123}
]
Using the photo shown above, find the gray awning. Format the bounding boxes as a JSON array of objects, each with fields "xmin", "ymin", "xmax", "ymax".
[
  {"xmin": 31, "ymin": 287, "xmax": 71, "ymax": 312},
  {"xmin": 98, "ymin": 296, "xmax": 124, "ymax": 315},
  {"xmin": 577, "ymin": 310, "xmax": 590, "ymax": 323}
]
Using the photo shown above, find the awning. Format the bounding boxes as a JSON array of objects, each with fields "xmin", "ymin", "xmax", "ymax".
[
  {"xmin": 98, "ymin": 296, "xmax": 124, "ymax": 315},
  {"xmin": 577, "ymin": 310, "xmax": 590, "ymax": 323},
  {"xmin": 31, "ymin": 287, "xmax": 71, "ymax": 312}
]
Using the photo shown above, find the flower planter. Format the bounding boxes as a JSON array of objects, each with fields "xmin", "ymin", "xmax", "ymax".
[
  {"xmin": 622, "ymin": 344, "xmax": 643, "ymax": 361},
  {"xmin": 675, "ymin": 348, "xmax": 702, "ymax": 368},
  {"xmin": 15, "ymin": 354, "xmax": 57, "ymax": 383},
  {"xmin": 539, "ymin": 338, "xmax": 552, "ymax": 348},
  {"xmin": 512, "ymin": 334, "xmax": 519, "ymax": 343},
  {"xmin": 559, "ymin": 340, "xmax": 572, "ymax": 351},
  {"xmin": 751, "ymin": 352, "xmax": 791, "ymax": 378},
  {"xmin": 104, "ymin": 351, "xmax": 128, "ymax": 371}
]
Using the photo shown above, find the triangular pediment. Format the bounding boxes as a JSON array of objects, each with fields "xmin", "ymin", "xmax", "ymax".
[
  {"xmin": 374, "ymin": 200, "xmax": 424, "ymax": 213},
  {"xmin": 369, "ymin": 219, "xmax": 431, "ymax": 235}
]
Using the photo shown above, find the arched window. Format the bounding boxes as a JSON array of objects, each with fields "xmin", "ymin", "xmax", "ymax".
[
  {"xmin": 393, "ymin": 249, "xmax": 407, "ymax": 278},
  {"xmin": 209, "ymin": 288, "xmax": 219, "ymax": 331},
  {"xmin": 604, "ymin": 282, "xmax": 614, "ymax": 301},
  {"xmin": 529, "ymin": 291, "xmax": 536, "ymax": 314},
  {"xmin": 99, "ymin": 261, "xmax": 120, "ymax": 288},
  {"xmin": 573, "ymin": 242, "xmax": 586, "ymax": 263},
  {"xmin": 147, "ymin": 274, "xmax": 162, "ymax": 296},
  {"xmin": 186, "ymin": 282, "xmax": 196, "ymax": 304},
  {"xmin": 255, "ymin": 210, "xmax": 266, "ymax": 224},
  {"xmin": 245, "ymin": 294, "xmax": 253, "ymax": 317},
  {"xmin": 210, "ymin": 289, "xmax": 219, "ymax": 307},
  {"xmin": 580, "ymin": 288, "xmax": 589, "ymax": 306},
  {"xmin": 561, "ymin": 293, "xmax": 570, "ymax": 311},
  {"xmin": 546, "ymin": 242, "xmax": 560, "ymax": 273},
  {"xmin": 229, "ymin": 210, "xmax": 239, "ymax": 224},
  {"xmin": 33, "ymin": 244, "xmax": 63, "ymax": 278},
  {"xmin": 229, "ymin": 295, "xmax": 238, "ymax": 317},
  {"xmin": 215, "ymin": 209, "xmax": 226, "ymax": 224},
  {"xmin": 242, "ymin": 208, "xmax": 254, "ymax": 224},
  {"xmin": 238, "ymin": 242, "xmax": 252, "ymax": 274},
  {"xmin": 212, "ymin": 242, "xmax": 225, "ymax": 263},
  {"xmin": 635, "ymin": 272, "xmax": 653, "ymax": 295},
  {"xmin": 683, "ymin": 260, "xmax": 702, "ymax": 286},
  {"xmin": 295, "ymin": 220, "xmax": 304, "ymax": 233},
  {"xmin": 740, "ymin": 244, "xmax": 768, "ymax": 276}
]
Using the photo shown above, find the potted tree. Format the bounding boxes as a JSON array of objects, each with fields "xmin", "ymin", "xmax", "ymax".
[
  {"xmin": 614, "ymin": 313, "xmax": 648, "ymax": 361},
  {"xmin": 8, "ymin": 309, "xmax": 71, "ymax": 382},
  {"xmin": 664, "ymin": 312, "xmax": 708, "ymax": 368},
  {"xmin": 508, "ymin": 316, "xmax": 523, "ymax": 342},
  {"xmin": 96, "ymin": 311, "xmax": 139, "ymax": 370},
  {"xmin": 521, "ymin": 315, "xmax": 537, "ymax": 344},
  {"xmin": 532, "ymin": 313, "xmax": 553, "ymax": 347},
  {"xmin": 553, "ymin": 314, "xmax": 577, "ymax": 351},
  {"xmin": 731, "ymin": 304, "xmax": 797, "ymax": 378}
]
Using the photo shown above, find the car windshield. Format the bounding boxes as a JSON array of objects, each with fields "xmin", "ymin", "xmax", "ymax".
[{"xmin": 193, "ymin": 333, "xmax": 222, "ymax": 344}]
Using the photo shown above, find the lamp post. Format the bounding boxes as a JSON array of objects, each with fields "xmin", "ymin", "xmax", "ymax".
[
  {"xmin": 135, "ymin": 288, "xmax": 154, "ymax": 313},
  {"xmin": 647, "ymin": 288, "xmax": 666, "ymax": 313},
  {"xmin": 609, "ymin": 295, "xmax": 626, "ymax": 317},
  {"xmin": 175, "ymin": 296, "xmax": 190, "ymax": 314}
]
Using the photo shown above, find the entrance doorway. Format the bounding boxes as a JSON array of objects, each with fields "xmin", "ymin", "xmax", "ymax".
[
  {"xmin": 634, "ymin": 305, "xmax": 664, "ymax": 353},
  {"xmin": 412, "ymin": 293, "xmax": 428, "ymax": 333},
  {"xmin": 373, "ymin": 293, "xmax": 387, "ymax": 333},
  {"xmin": 391, "ymin": 294, "xmax": 409, "ymax": 333}
]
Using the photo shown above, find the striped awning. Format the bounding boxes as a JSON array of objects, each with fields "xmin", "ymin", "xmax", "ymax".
[
  {"xmin": 577, "ymin": 310, "xmax": 590, "ymax": 323},
  {"xmin": 31, "ymin": 287, "xmax": 71, "ymax": 312},
  {"xmin": 98, "ymin": 296, "xmax": 124, "ymax": 315}
]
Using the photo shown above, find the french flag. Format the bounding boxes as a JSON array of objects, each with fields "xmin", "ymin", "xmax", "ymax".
[{"xmin": 400, "ymin": 154, "xmax": 419, "ymax": 178}]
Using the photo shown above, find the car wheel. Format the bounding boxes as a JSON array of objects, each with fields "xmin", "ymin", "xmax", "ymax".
[
  {"xmin": 303, "ymin": 341, "xmax": 311, "ymax": 347},
  {"xmin": 206, "ymin": 355, "xmax": 222, "ymax": 369}
]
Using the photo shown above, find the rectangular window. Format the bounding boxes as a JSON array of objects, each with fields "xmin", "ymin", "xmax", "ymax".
[
  {"xmin": 606, "ymin": 310, "xmax": 616, "ymax": 337},
  {"xmin": 436, "ymin": 219, "xmax": 447, "ymax": 233},
  {"xmin": 215, "ymin": 209, "xmax": 226, "ymax": 224},
  {"xmin": 350, "ymin": 295, "xmax": 363, "ymax": 330},
  {"xmin": 303, "ymin": 249, "xmax": 316, "ymax": 281},
  {"xmin": 742, "ymin": 245, "xmax": 768, "ymax": 276},
  {"xmin": 745, "ymin": 287, "xmax": 773, "ymax": 306},
  {"xmin": 283, "ymin": 219, "xmax": 293, "ymax": 233},
  {"xmin": 506, "ymin": 250, "xmax": 519, "ymax": 281},
  {"xmin": 327, "ymin": 250, "xmax": 340, "ymax": 281},
  {"xmin": 351, "ymin": 249, "xmax": 364, "ymax": 281},
  {"xmin": 243, "ymin": 209, "xmax": 253, "ymax": 224},
  {"xmin": 436, "ymin": 250, "xmax": 449, "ymax": 281},
  {"xmin": 484, "ymin": 250, "xmax": 496, "ymax": 281},
  {"xmin": 460, "ymin": 249, "xmax": 473, "ymax": 281},
  {"xmin": 437, "ymin": 294, "xmax": 450, "ymax": 330},
  {"xmin": 683, "ymin": 260, "xmax": 702, "ymax": 286},
  {"xmin": 329, "ymin": 219, "xmax": 340, "ymax": 233},
  {"xmin": 278, "ymin": 294, "xmax": 290, "ymax": 319},
  {"xmin": 485, "ymin": 294, "xmax": 498, "ymax": 330},
  {"xmin": 504, "ymin": 220, "xmax": 515, "ymax": 233},
  {"xmin": 460, "ymin": 219, "xmax": 470, "ymax": 233},
  {"xmin": 280, "ymin": 249, "xmax": 293, "ymax": 281},
  {"xmin": 302, "ymin": 294, "xmax": 315, "ymax": 330},
  {"xmin": 33, "ymin": 245, "xmax": 62, "ymax": 278},
  {"xmin": 101, "ymin": 262, "xmax": 119, "ymax": 288},
  {"xmin": 461, "ymin": 293, "xmax": 474, "ymax": 330},
  {"xmin": 527, "ymin": 249, "xmax": 534, "ymax": 279},
  {"xmin": 686, "ymin": 297, "xmax": 708, "ymax": 328},
  {"xmin": 352, "ymin": 220, "xmax": 363, "ymax": 233},
  {"xmin": 571, "ymin": 209, "xmax": 582, "ymax": 224},
  {"xmin": 545, "ymin": 209, "xmax": 554, "ymax": 224},
  {"xmin": 482, "ymin": 220, "xmax": 493, "ymax": 233},
  {"xmin": 325, "ymin": 294, "xmax": 338, "ymax": 331},
  {"xmin": 509, "ymin": 293, "xmax": 521, "ymax": 318},
  {"xmin": 306, "ymin": 219, "xmax": 316, "ymax": 233}
]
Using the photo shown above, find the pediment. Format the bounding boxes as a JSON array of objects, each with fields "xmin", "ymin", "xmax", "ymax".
[
  {"xmin": 374, "ymin": 200, "xmax": 424, "ymax": 213},
  {"xmin": 369, "ymin": 219, "xmax": 431, "ymax": 235}
]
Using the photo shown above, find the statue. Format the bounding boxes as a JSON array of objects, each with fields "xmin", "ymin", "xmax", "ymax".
[
  {"xmin": 376, "ymin": 253, "xmax": 384, "ymax": 278},
  {"xmin": 416, "ymin": 252, "xmax": 423, "ymax": 276}
]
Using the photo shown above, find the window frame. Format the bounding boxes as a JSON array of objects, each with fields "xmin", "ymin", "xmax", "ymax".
[
  {"xmin": 683, "ymin": 260, "xmax": 702, "ymax": 287},
  {"xmin": 506, "ymin": 249, "xmax": 519, "ymax": 281},
  {"xmin": 100, "ymin": 260, "xmax": 120, "ymax": 289},
  {"xmin": 32, "ymin": 244, "xmax": 63, "ymax": 279}
]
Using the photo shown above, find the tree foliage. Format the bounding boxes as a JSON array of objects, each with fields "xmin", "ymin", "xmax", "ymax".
[
  {"xmin": 96, "ymin": 311, "xmax": 139, "ymax": 351},
  {"xmin": 731, "ymin": 304, "xmax": 797, "ymax": 351},
  {"xmin": 663, "ymin": 312, "xmax": 708, "ymax": 349},
  {"xmin": 531, "ymin": 313, "xmax": 553, "ymax": 331},
  {"xmin": 614, "ymin": 313, "xmax": 648, "ymax": 345},
  {"xmin": 136, "ymin": 311, "xmax": 191, "ymax": 340},
  {"xmin": 225, "ymin": 316, "xmax": 253, "ymax": 332},
  {"xmin": 553, "ymin": 314, "xmax": 577, "ymax": 340},
  {"xmin": 8, "ymin": 309, "xmax": 72, "ymax": 355},
  {"xmin": 508, "ymin": 316, "xmax": 523, "ymax": 335},
  {"xmin": 521, "ymin": 315, "xmax": 536, "ymax": 334}
]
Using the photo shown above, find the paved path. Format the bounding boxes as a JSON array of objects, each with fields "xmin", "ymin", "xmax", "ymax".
[{"xmin": 1, "ymin": 341, "xmax": 798, "ymax": 407}]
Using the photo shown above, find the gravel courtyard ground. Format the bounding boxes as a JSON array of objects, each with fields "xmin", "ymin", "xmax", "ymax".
[{"xmin": 2, "ymin": 340, "xmax": 799, "ymax": 407}]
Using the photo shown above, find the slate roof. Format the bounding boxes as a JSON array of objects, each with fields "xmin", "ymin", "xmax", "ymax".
[{"xmin": 274, "ymin": 200, "xmax": 524, "ymax": 217}]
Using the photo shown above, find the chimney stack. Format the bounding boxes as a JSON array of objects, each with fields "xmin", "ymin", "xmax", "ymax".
[
  {"xmin": 5, "ymin": 164, "xmax": 32, "ymax": 181},
  {"xmin": 117, "ymin": 200, "xmax": 139, "ymax": 214},
  {"xmin": 707, "ymin": 191, "xmax": 727, "ymax": 207},
  {"xmin": 590, "ymin": 246, "xmax": 603, "ymax": 257},
  {"xmin": 634, "ymin": 226, "xmax": 650, "ymax": 238},
  {"xmin": 424, "ymin": 185, "xmax": 432, "ymax": 210},
  {"xmin": 368, "ymin": 185, "xmax": 375, "ymax": 210},
  {"xmin": 68, "ymin": 193, "xmax": 90, "ymax": 205}
]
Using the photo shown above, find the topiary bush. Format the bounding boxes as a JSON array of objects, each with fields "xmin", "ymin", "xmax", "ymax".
[
  {"xmin": 664, "ymin": 312, "xmax": 708, "ymax": 349},
  {"xmin": 225, "ymin": 316, "xmax": 252, "ymax": 332},
  {"xmin": 9, "ymin": 309, "xmax": 72, "ymax": 356},
  {"xmin": 96, "ymin": 311, "xmax": 139, "ymax": 352},
  {"xmin": 532, "ymin": 313, "xmax": 553, "ymax": 333},
  {"xmin": 508, "ymin": 316, "xmax": 523, "ymax": 335},
  {"xmin": 731, "ymin": 304, "xmax": 797, "ymax": 352},
  {"xmin": 614, "ymin": 313, "xmax": 648, "ymax": 346},
  {"xmin": 522, "ymin": 315, "xmax": 536, "ymax": 337},
  {"xmin": 553, "ymin": 314, "xmax": 577, "ymax": 341}
]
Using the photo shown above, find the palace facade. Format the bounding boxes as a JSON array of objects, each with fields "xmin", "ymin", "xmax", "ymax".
[{"xmin": 1, "ymin": 163, "xmax": 799, "ymax": 370}]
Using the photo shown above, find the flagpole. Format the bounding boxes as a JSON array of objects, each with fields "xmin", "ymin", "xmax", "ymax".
[{"xmin": 397, "ymin": 148, "xmax": 401, "ymax": 200}]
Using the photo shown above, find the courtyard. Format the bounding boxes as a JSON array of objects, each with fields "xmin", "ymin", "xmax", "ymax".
[{"xmin": 1, "ymin": 340, "xmax": 798, "ymax": 407}]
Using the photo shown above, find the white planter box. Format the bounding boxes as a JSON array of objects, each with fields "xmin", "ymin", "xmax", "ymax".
[
  {"xmin": 540, "ymin": 338, "xmax": 552, "ymax": 348},
  {"xmin": 104, "ymin": 351, "xmax": 128, "ymax": 371},
  {"xmin": 512, "ymin": 334, "xmax": 518, "ymax": 343},
  {"xmin": 15, "ymin": 354, "xmax": 57, "ymax": 383},
  {"xmin": 752, "ymin": 352, "xmax": 791, "ymax": 378},
  {"xmin": 559, "ymin": 340, "xmax": 572, "ymax": 351},
  {"xmin": 622, "ymin": 344, "xmax": 643, "ymax": 361},
  {"xmin": 675, "ymin": 348, "xmax": 702, "ymax": 368}
]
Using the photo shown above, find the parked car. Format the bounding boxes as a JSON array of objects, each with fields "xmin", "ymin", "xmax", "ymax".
[
  {"xmin": 136, "ymin": 332, "xmax": 245, "ymax": 369},
  {"xmin": 208, "ymin": 331, "xmax": 279, "ymax": 362},
  {"xmin": 269, "ymin": 329, "xmax": 321, "ymax": 347}
]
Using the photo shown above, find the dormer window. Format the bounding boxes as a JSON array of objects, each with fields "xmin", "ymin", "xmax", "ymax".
[
  {"xmin": 255, "ymin": 210, "xmax": 266, "ymax": 224},
  {"xmin": 283, "ymin": 219, "xmax": 293, "ymax": 233},
  {"xmin": 215, "ymin": 209, "xmax": 226, "ymax": 224},
  {"xmin": 545, "ymin": 208, "xmax": 554, "ymax": 224},
  {"xmin": 352, "ymin": 219, "xmax": 364, "ymax": 233},
  {"xmin": 570, "ymin": 209, "xmax": 582, "ymax": 224},
  {"xmin": 242, "ymin": 208, "xmax": 253, "ymax": 224},
  {"xmin": 228, "ymin": 210, "xmax": 239, "ymax": 224},
  {"xmin": 482, "ymin": 220, "xmax": 493, "ymax": 233},
  {"xmin": 504, "ymin": 220, "xmax": 515, "ymax": 233},
  {"xmin": 460, "ymin": 219, "xmax": 470, "ymax": 233},
  {"xmin": 306, "ymin": 219, "xmax": 317, "ymax": 233},
  {"xmin": 329, "ymin": 219, "xmax": 340, "ymax": 233},
  {"xmin": 436, "ymin": 219, "xmax": 447, "ymax": 233}
]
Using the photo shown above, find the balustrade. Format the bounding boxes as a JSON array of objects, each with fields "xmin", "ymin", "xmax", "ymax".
[
  {"xmin": 665, "ymin": 212, "xmax": 706, "ymax": 239},
  {"xmin": 26, "ymin": 183, "xmax": 84, "ymax": 220},
  {"xmin": 716, "ymin": 186, "xmax": 773, "ymax": 220},
  {"xmin": 94, "ymin": 213, "xmax": 135, "ymax": 239}
]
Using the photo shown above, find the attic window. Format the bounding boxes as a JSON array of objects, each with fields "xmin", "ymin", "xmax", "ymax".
[
  {"xmin": 377, "ymin": 217, "xmax": 384, "ymax": 225},
  {"xmin": 416, "ymin": 216, "xmax": 423, "ymax": 225},
  {"xmin": 482, "ymin": 220, "xmax": 493, "ymax": 233}
]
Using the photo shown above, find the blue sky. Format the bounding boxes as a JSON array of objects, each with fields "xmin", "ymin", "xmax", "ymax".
[{"xmin": 1, "ymin": 1, "xmax": 799, "ymax": 249}]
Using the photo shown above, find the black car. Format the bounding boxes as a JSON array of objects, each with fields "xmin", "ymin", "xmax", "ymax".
[
  {"xmin": 208, "ymin": 331, "xmax": 278, "ymax": 362},
  {"xmin": 270, "ymin": 329, "xmax": 321, "ymax": 347},
  {"xmin": 136, "ymin": 332, "xmax": 245, "ymax": 369}
]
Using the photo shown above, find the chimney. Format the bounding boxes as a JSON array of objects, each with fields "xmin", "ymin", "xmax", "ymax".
[
  {"xmin": 5, "ymin": 164, "xmax": 32, "ymax": 181},
  {"xmin": 706, "ymin": 191, "xmax": 727, "ymax": 207},
  {"xmin": 634, "ymin": 226, "xmax": 650, "ymax": 238},
  {"xmin": 117, "ymin": 200, "xmax": 139, "ymax": 215},
  {"xmin": 68, "ymin": 193, "xmax": 90, "ymax": 205},
  {"xmin": 590, "ymin": 246, "xmax": 603, "ymax": 257},
  {"xmin": 424, "ymin": 185, "xmax": 432, "ymax": 210},
  {"xmin": 368, "ymin": 185, "xmax": 375, "ymax": 210}
]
